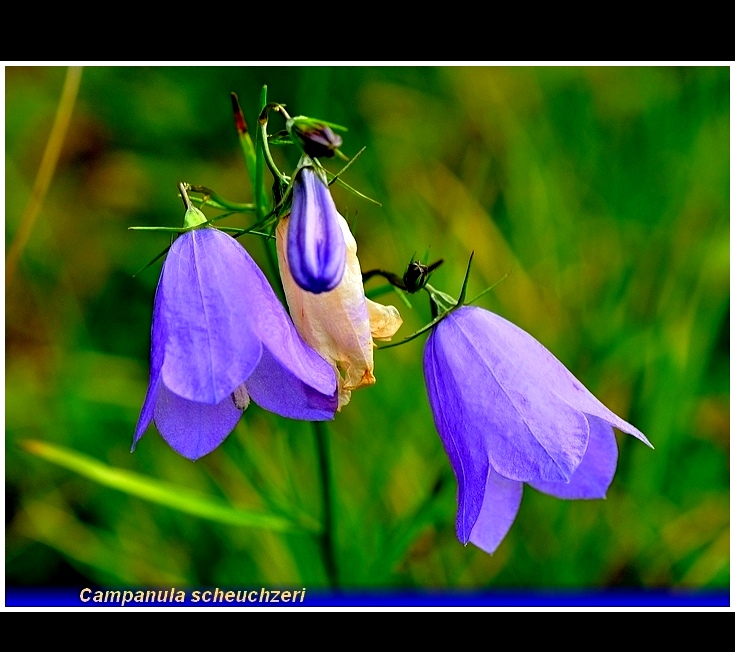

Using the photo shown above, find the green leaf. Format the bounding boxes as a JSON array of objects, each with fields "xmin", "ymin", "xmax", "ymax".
[
  {"xmin": 392, "ymin": 286, "xmax": 412, "ymax": 309},
  {"xmin": 331, "ymin": 176, "xmax": 382, "ymax": 206},
  {"xmin": 465, "ymin": 270, "xmax": 511, "ymax": 306},
  {"xmin": 21, "ymin": 439, "xmax": 317, "ymax": 533}
]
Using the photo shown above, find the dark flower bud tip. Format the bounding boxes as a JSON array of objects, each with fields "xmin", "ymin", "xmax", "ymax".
[
  {"xmin": 287, "ymin": 117, "xmax": 343, "ymax": 159},
  {"xmin": 403, "ymin": 259, "xmax": 444, "ymax": 293}
]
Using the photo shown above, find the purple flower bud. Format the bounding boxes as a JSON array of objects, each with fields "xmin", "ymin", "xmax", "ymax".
[
  {"xmin": 423, "ymin": 305, "xmax": 651, "ymax": 554},
  {"xmin": 133, "ymin": 227, "xmax": 338, "ymax": 460},
  {"xmin": 276, "ymin": 209, "xmax": 403, "ymax": 408},
  {"xmin": 287, "ymin": 166, "xmax": 346, "ymax": 294},
  {"xmin": 289, "ymin": 119, "xmax": 343, "ymax": 159}
]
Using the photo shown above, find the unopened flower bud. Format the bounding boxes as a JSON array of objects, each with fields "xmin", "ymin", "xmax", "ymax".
[
  {"xmin": 403, "ymin": 259, "xmax": 444, "ymax": 293},
  {"xmin": 287, "ymin": 117, "xmax": 343, "ymax": 159},
  {"xmin": 287, "ymin": 165, "xmax": 346, "ymax": 294}
]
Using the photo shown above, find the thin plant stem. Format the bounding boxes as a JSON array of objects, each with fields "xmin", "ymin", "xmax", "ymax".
[
  {"xmin": 255, "ymin": 86, "xmax": 267, "ymax": 223},
  {"xmin": 313, "ymin": 420, "xmax": 338, "ymax": 587},
  {"xmin": 6, "ymin": 66, "xmax": 83, "ymax": 289},
  {"xmin": 252, "ymin": 87, "xmax": 286, "ymax": 303}
]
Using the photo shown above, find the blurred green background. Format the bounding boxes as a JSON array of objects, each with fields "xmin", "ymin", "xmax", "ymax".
[{"xmin": 5, "ymin": 65, "xmax": 729, "ymax": 595}]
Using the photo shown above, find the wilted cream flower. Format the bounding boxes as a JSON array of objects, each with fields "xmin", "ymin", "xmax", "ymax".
[{"xmin": 276, "ymin": 211, "xmax": 402, "ymax": 408}]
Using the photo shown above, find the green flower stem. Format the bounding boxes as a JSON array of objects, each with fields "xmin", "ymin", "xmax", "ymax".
[
  {"xmin": 249, "ymin": 87, "xmax": 286, "ymax": 302},
  {"xmin": 186, "ymin": 186, "xmax": 256, "ymax": 213},
  {"xmin": 313, "ymin": 420, "xmax": 338, "ymax": 587},
  {"xmin": 254, "ymin": 86, "xmax": 268, "ymax": 223},
  {"xmin": 259, "ymin": 119, "xmax": 286, "ymax": 185},
  {"xmin": 217, "ymin": 227, "xmax": 273, "ymax": 238}
]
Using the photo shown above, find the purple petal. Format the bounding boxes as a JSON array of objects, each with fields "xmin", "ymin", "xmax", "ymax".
[
  {"xmin": 159, "ymin": 229, "xmax": 263, "ymax": 404},
  {"xmin": 244, "ymin": 347, "xmax": 338, "ymax": 421},
  {"xmin": 424, "ymin": 332, "xmax": 489, "ymax": 542},
  {"xmin": 235, "ymin": 237, "xmax": 338, "ymax": 404},
  {"xmin": 153, "ymin": 382, "xmax": 243, "ymax": 460},
  {"xmin": 429, "ymin": 308, "xmax": 590, "ymax": 483},
  {"xmin": 464, "ymin": 307, "xmax": 651, "ymax": 447},
  {"xmin": 468, "ymin": 468, "xmax": 524, "ymax": 555},
  {"xmin": 132, "ymin": 274, "xmax": 167, "ymax": 450},
  {"xmin": 287, "ymin": 166, "xmax": 346, "ymax": 294},
  {"xmin": 529, "ymin": 414, "xmax": 619, "ymax": 499}
]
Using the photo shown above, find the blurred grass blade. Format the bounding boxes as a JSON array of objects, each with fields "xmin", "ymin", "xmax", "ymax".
[
  {"xmin": 374, "ymin": 471, "xmax": 454, "ymax": 579},
  {"xmin": 231, "ymin": 92, "xmax": 262, "ymax": 212},
  {"xmin": 21, "ymin": 439, "xmax": 315, "ymax": 533},
  {"xmin": 6, "ymin": 66, "xmax": 83, "ymax": 290},
  {"xmin": 365, "ymin": 283, "xmax": 394, "ymax": 300}
]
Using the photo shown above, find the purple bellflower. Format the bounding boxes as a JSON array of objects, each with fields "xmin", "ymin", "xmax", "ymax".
[
  {"xmin": 133, "ymin": 214, "xmax": 338, "ymax": 461},
  {"xmin": 287, "ymin": 164, "xmax": 346, "ymax": 294},
  {"xmin": 423, "ymin": 305, "xmax": 652, "ymax": 554}
]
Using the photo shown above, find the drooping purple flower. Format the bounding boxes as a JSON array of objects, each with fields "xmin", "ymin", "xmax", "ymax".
[
  {"xmin": 133, "ymin": 227, "xmax": 338, "ymax": 461},
  {"xmin": 423, "ymin": 305, "xmax": 652, "ymax": 554},
  {"xmin": 287, "ymin": 165, "xmax": 346, "ymax": 294}
]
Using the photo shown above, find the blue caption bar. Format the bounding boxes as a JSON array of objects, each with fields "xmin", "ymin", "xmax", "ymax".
[{"xmin": 4, "ymin": 588, "xmax": 729, "ymax": 608}]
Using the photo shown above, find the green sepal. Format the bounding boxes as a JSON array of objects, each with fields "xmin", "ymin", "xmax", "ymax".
[
  {"xmin": 287, "ymin": 115, "xmax": 348, "ymax": 133},
  {"xmin": 183, "ymin": 204, "xmax": 207, "ymax": 228}
]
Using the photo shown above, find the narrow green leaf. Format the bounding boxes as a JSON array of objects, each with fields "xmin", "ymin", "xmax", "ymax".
[
  {"xmin": 331, "ymin": 176, "xmax": 382, "ymax": 206},
  {"xmin": 392, "ymin": 286, "xmax": 412, "ymax": 309},
  {"xmin": 457, "ymin": 251, "xmax": 475, "ymax": 306},
  {"xmin": 327, "ymin": 146, "xmax": 365, "ymax": 184},
  {"xmin": 21, "ymin": 439, "xmax": 316, "ymax": 533},
  {"xmin": 466, "ymin": 270, "xmax": 511, "ymax": 305},
  {"xmin": 128, "ymin": 226, "xmax": 190, "ymax": 233}
]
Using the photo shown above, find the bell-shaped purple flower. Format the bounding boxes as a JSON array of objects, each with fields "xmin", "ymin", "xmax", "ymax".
[
  {"xmin": 133, "ymin": 227, "xmax": 338, "ymax": 461},
  {"xmin": 423, "ymin": 305, "xmax": 652, "ymax": 554},
  {"xmin": 287, "ymin": 165, "xmax": 346, "ymax": 294}
]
